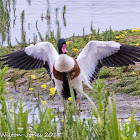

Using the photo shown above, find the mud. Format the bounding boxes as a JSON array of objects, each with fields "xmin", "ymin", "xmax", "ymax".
[{"xmin": 4, "ymin": 82, "xmax": 140, "ymax": 122}]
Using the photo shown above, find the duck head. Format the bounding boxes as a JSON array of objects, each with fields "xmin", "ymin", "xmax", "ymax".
[{"xmin": 57, "ymin": 38, "xmax": 67, "ymax": 54}]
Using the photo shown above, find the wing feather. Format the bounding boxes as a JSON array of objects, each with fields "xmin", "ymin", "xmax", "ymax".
[
  {"xmin": 0, "ymin": 42, "xmax": 58, "ymax": 80},
  {"xmin": 77, "ymin": 40, "xmax": 140, "ymax": 86}
]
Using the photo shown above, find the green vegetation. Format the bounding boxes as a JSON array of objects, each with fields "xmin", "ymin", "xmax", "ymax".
[
  {"xmin": 0, "ymin": 0, "xmax": 10, "ymax": 45},
  {"xmin": 0, "ymin": 66, "xmax": 140, "ymax": 139}
]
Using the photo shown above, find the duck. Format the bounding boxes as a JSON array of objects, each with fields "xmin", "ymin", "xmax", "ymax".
[{"xmin": 1, "ymin": 38, "xmax": 140, "ymax": 103}]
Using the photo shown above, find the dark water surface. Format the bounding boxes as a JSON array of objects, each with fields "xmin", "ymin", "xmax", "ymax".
[{"xmin": 1, "ymin": 0, "xmax": 140, "ymax": 45}]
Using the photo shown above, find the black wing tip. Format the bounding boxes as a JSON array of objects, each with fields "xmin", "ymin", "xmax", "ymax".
[
  {"xmin": 89, "ymin": 62, "xmax": 103, "ymax": 83},
  {"xmin": 102, "ymin": 43, "xmax": 140, "ymax": 67},
  {"xmin": 0, "ymin": 49, "xmax": 46, "ymax": 70},
  {"xmin": 121, "ymin": 44, "xmax": 140, "ymax": 50}
]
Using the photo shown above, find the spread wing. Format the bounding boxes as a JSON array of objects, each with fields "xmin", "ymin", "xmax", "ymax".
[
  {"xmin": 77, "ymin": 40, "xmax": 140, "ymax": 87},
  {"xmin": 0, "ymin": 42, "xmax": 58, "ymax": 80}
]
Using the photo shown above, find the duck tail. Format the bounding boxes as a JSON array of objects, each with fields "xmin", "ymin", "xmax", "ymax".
[{"xmin": 62, "ymin": 73, "xmax": 76, "ymax": 100}]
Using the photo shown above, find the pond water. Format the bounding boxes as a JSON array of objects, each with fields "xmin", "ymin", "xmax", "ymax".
[{"xmin": 1, "ymin": 0, "xmax": 140, "ymax": 46}]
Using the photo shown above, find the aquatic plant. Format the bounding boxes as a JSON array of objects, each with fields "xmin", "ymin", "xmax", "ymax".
[
  {"xmin": 18, "ymin": 10, "xmax": 27, "ymax": 48},
  {"xmin": 0, "ymin": 0, "xmax": 10, "ymax": 45}
]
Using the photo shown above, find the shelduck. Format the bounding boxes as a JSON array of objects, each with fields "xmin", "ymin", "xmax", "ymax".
[{"xmin": 1, "ymin": 38, "xmax": 140, "ymax": 102}]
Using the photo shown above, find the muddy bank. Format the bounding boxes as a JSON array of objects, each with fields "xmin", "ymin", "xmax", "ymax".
[{"xmin": 4, "ymin": 82, "xmax": 140, "ymax": 122}]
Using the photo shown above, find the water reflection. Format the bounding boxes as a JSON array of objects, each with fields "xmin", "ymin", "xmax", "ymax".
[{"xmin": 1, "ymin": 0, "xmax": 140, "ymax": 46}]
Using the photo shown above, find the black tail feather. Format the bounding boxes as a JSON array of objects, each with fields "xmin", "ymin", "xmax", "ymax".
[{"xmin": 62, "ymin": 73, "xmax": 76, "ymax": 100}]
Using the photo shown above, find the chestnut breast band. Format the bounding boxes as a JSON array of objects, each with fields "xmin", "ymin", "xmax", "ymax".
[{"xmin": 53, "ymin": 58, "xmax": 80, "ymax": 81}]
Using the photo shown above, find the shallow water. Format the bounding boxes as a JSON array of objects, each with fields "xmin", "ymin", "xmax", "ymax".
[
  {"xmin": 1, "ymin": 0, "xmax": 140, "ymax": 46},
  {"xmin": 5, "ymin": 91, "xmax": 140, "ymax": 124}
]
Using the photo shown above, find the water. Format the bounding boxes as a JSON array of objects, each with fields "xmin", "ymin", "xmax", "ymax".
[{"xmin": 1, "ymin": 0, "xmax": 140, "ymax": 45}]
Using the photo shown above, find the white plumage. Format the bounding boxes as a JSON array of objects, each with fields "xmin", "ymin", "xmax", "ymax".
[
  {"xmin": 77, "ymin": 40, "xmax": 121, "ymax": 88},
  {"xmin": 25, "ymin": 42, "xmax": 58, "ymax": 80},
  {"xmin": 54, "ymin": 54, "xmax": 75, "ymax": 72}
]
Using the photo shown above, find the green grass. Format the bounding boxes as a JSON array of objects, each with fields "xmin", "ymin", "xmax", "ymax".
[{"xmin": 0, "ymin": 66, "xmax": 140, "ymax": 139}]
